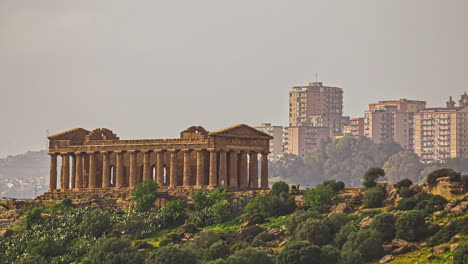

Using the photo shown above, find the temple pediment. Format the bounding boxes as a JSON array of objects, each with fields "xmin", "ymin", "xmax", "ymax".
[
  {"xmin": 48, "ymin": 128, "xmax": 90, "ymax": 141},
  {"xmin": 209, "ymin": 124, "xmax": 273, "ymax": 139}
]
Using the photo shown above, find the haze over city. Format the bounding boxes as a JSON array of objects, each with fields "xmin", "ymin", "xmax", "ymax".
[{"xmin": 2, "ymin": 0, "xmax": 468, "ymax": 158}]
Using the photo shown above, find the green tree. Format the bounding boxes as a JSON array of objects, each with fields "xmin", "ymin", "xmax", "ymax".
[
  {"xmin": 24, "ymin": 207, "xmax": 42, "ymax": 229},
  {"xmin": 338, "ymin": 248, "xmax": 364, "ymax": 264},
  {"xmin": 334, "ymin": 223, "xmax": 357, "ymax": 249},
  {"xmin": 295, "ymin": 218, "xmax": 331, "ymax": 246},
  {"xmin": 453, "ymin": 243, "xmax": 468, "ymax": 264},
  {"xmin": 427, "ymin": 168, "xmax": 461, "ymax": 186},
  {"xmin": 363, "ymin": 187, "xmax": 385, "ymax": 208},
  {"xmin": 85, "ymin": 237, "xmax": 144, "ymax": 264},
  {"xmin": 192, "ymin": 189, "xmax": 212, "ymax": 210},
  {"xmin": 304, "ymin": 184, "xmax": 336, "ymax": 211},
  {"xmin": 226, "ymin": 248, "xmax": 272, "ymax": 264},
  {"xmin": 159, "ymin": 199, "xmax": 188, "ymax": 227},
  {"xmin": 132, "ymin": 180, "xmax": 159, "ymax": 211},
  {"xmin": 395, "ymin": 210, "xmax": 427, "ymax": 241},
  {"xmin": 16, "ymin": 255, "xmax": 48, "ymax": 264},
  {"xmin": 148, "ymin": 246, "xmax": 197, "ymax": 264},
  {"xmin": 341, "ymin": 229, "xmax": 384, "ymax": 262},
  {"xmin": 320, "ymin": 245, "xmax": 339, "ymax": 264},
  {"xmin": 26, "ymin": 236, "xmax": 66, "ymax": 259},
  {"xmin": 370, "ymin": 212, "xmax": 396, "ymax": 242},
  {"xmin": 383, "ymin": 151, "xmax": 423, "ymax": 183},
  {"xmin": 271, "ymin": 181, "xmax": 290, "ymax": 196},
  {"xmin": 204, "ymin": 240, "xmax": 230, "ymax": 261},
  {"xmin": 362, "ymin": 167, "xmax": 385, "ymax": 188},
  {"xmin": 80, "ymin": 208, "xmax": 111, "ymax": 238},
  {"xmin": 276, "ymin": 241, "xmax": 321, "ymax": 264},
  {"xmin": 212, "ymin": 200, "xmax": 232, "ymax": 224}
]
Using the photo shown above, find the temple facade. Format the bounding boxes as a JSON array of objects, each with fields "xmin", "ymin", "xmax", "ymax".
[{"xmin": 47, "ymin": 124, "xmax": 272, "ymax": 192}]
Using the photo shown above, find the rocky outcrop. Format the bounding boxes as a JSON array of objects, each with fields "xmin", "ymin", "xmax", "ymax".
[
  {"xmin": 358, "ymin": 216, "xmax": 372, "ymax": 229},
  {"xmin": 386, "ymin": 239, "xmax": 416, "ymax": 255},
  {"xmin": 444, "ymin": 196, "xmax": 468, "ymax": 213},
  {"xmin": 328, "ymin": 203, "xmax": 352, "ymax": 215},
  {"xmin": 379, "ymin": 255, "xmax": 395, "ymax": 263}
]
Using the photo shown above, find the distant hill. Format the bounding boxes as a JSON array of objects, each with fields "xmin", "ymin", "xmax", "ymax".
[{"xmin": 0, "ymin": 150, "xmax": 49, "ymax": 199}]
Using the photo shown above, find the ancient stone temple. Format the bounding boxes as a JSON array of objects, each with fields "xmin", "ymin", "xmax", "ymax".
[{"xmin": 47, "ymin": 124, "xmax": 272, "ymax": 193}]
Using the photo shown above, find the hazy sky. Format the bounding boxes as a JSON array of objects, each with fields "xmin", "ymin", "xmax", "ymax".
[{"xmin": 1, "ymin": 0, "xmax": 467, "ymax": 158}]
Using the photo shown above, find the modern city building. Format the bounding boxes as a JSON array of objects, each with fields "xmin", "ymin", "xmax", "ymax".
[
  {"xmin": 255, "ymin": 123, "xmax": 284, "ymax": 161},
  {"xmin": 414, "ymin": 94, "xmax": 468, "ymax": 163},
  {"xmin": 289, "ymin": 82, "xmax": 344, "ymax": 136},
  {"xmin": 343, "ymin": 117, "xmax": 365, "ymax": 137},
  {"xmin": 283, "ymin": 126, "xmax": 330, "ymax": 157},
  {"xmin": 364, "ymin": 99, "xmax": 426, "ymax": 150}
]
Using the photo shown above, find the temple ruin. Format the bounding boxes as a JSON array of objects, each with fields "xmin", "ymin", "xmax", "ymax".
[{"xmin": 46, "ymin": 124, "xmax": 272, "ymax": 194}]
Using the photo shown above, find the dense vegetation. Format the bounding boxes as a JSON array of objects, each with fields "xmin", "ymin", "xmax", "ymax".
[
  {"xmin": 269, "ymin": 135, "xmax": 468, "ymax": 187},
  {"xmin": 0, "ymin": 168, "xmax": 467, "ymax": 263}
]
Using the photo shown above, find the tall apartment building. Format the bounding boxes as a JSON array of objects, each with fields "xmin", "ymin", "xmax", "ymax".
[
  {"xmin": 343, "ymin": 118, "xmax": 365, "ymax": 137},
  {"xmin": 364, "ymin": 99, "xmax": 426, "ymax": 150},
  {"xmin": 283, "ymin": 126, "xmax": 330, "ymax": 157},
  {"xmin": 255, "ymin": 123, "xmax": 284, "ymax": 160},
  {"xmin": 414, "ymin": 94, "xmax": 468, "ymax": 163},
  {"xmin": 289, "ymin": 82, "xmax": 344, "ymax": 136}
]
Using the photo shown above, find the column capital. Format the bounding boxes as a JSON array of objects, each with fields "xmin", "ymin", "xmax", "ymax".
[
  {"xmin": 181, "ymin": 149, "xmax": 192, "ymax": 153},
  {"xmin": 74, "ymin": 151, "xmax": 84, "ymax": 155},
  {"xmin": 48, "ymin": 152, "xmax": 59, "ymax": 156},
  {"xmin": 230, "ymin": 149, "xmax": 239, "ymax": 154},
  {"xmin": 60, "ymin": 152, "xmax": 70, "ymax": 156},
  {"xmin": 261, "ymin": 151, "xmax": 271, "ymax": 155},
  {"xmin": 168, "ymin": 149, "xmax": 179, "ymax": 152},
  {"xmin": 100, "ymin": 151, "xmax": 110, "ymax": 155},
  {"xmin": 86, "ymin": 151, "xmax": 98, "ymax": 155},
  {"xmin": 142, "ymin": 150, "xmax": 153, "ymax": 153},
  {"xmin": 249, "ymin": 151, "xmax": 258, "ymax": 155},
  {"xmin": 127, "ymin": 150, "xmax": 139, "ymax": 153}
]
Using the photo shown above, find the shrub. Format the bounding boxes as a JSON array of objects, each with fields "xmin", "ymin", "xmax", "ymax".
[
  {"xmin": 362, "ymin": 167, "xmax": 385, "ymax": 188},
  {"xmin": 334, "ymin": 223, "xmax": 357, "ymax": 249},
  {"xmin": 132, "ymin": 180, "xmax": 159, "ymax": 212},
  {"xmin": 205, "ymin": 240, "xmax": 230, "ymax": 261},
  {"xmin": 453, "ymin": 243, "xmax": 468, "ymax": 264},
  {"xmin": 370, "ymin": 212, "xmax": 396, "ymax": 242},
  {"xmin": 415, "ymin": 194, "xmax": 447, "ymax": 214},
  {"xmin": 85, "ymin": 237, "xmax": 144, "ymax": 264},
  {"xmin": 187, "ymin": 207, "xmax": 215, "ymax": 227},
  {"xmin": 25, "ymin": 207, "xmax": 42, "ymax": 229},
  {"xmin": 427, "ymin": 168, "xmax": 461, "ymax": 186},
  {"xmin": 429, "ymin": 217, "xmax": 468, "ymax": 246},
  {"xmin": 462, "ymin": 175, "xmax": 468, "ymax": 192},
  {"xmin": 239, "ymin": 226, "xmax": 265, "ymax": 243},
  {"xmin": 398, "ymin": 187, "xmax": 416, "ymax": 198},
  {"xmin": 323, "ymin": 179, "xmax": 345, "ymax": 192},
  {"xmin": 159, "ymin": 199, "xmax": 187, "ymax": 227},
  {"xmin": 245, "ymin": 194, "xmax": 287, "ymax": 217},
  {"xmin": 248, "ymin": 213, "xmax": 266, "ymax": 225},
  {"xmin": 26, "ymin": 236, "xmax": 66, "ymax": 259},
  {"xmin": 80, "ymin": 208, "xmax": 111, "ymax": 238},
  {"xmin": 395, "ymin": 210, "xmax": 427, "ymax": 241},
  {"xmin": 304, "ymin": 184, "xmax": 336, "ymax": 211},
  {"xmin": 363, "ymin": 187, "xmax": 385, "ymax": 208},
  {"xmin": 396, "ymin": 197, "xmax": 418, "ymax": 211},
  {"xmin": 324, "ymin": 213, "xmax": 352, "ymax": 236},
  {"xmin": 226, "ymin": 247, "xmax": 273, "ymax": 264},
  {"xmin": 276, "ymin": 241, "xmax": 321, "ymax": 264},
  {"xmin": 252, "ymin": 231, "xmax": 275, "ymax": 247},
  {"xmin": 208, "ymin": 188, "xmax": 230, "ymax": 203},
  {"xmin": 341, "ymin": 229, "xmax": 384, "ymax": 261},
  {"xmin": 212, "ymin": 200, "xmax": 232, "ymax": 224},
  {"xmin": 396, "ymin": 178, "xmax": 413, "ymax": 188},
  {"xmin": 320, "ymin": 245, "xmax": 339, "ymax": 264},
  {"xmin": 148, "ymin": 246, "xmax": 197, "ymax": 264},
  {"xmin": 61, "ymin": 198, "xmax": 73, "ymax": 208},
  {"xmin": 339, "ymin": 248, "xmax": 364, "ymax": 264},
  {"xmin": 271, "ymin": 181, "xmax": 289, "ymax": 196},
  {"xmin": 295, "ymin": 218, "xmax": 331, "ymax": 246},
  {"xmin": 192, "ymin": 189, "xmax": 212, "ymax": 210},
  {"xmin": 16, "ymin": 255, "xmax": 48, "ymax": 264},
  {"xmin": 192, "ymin": 230, "xmax": 220, "ymax": 250},
  {"xmin": 183, "ymin": 223, "xmax": 199, "ymax": 234}
]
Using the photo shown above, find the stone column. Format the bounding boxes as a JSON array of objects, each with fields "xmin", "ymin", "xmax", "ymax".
[
  {"xmin": 229, "ymin": 150, "xmax": 238, "ymax": 187},
  {"xmin": 218, "ymin": 150, "xmax": 227, "ymax": 187},
  {"xmin": 169, "ymin": 150, "xmax": 178, "ymax": 188},
  {"xmin": 70, "ymin": 154, "xmax": 76, "ymax": 189},
  {"xmin": 156, "ymin": 151, "xmax": 165, "ymax": 186},
  {"xmin": 209, "ymin": 150, "xmax": 218, "ymax": 187},
  {"xmin": 49, "ymin": 153, "xmax": 58, "ymax": 191},
  {"xmin": 60, "ymin": 153, "xmax": 70, "ymax": 190},
  {"xmin": 183, "ymin": 150, "xmax": 191, "ymax": 186},
  {"xmin": 83, "ymin": 154, "xmax": 89, "ymax": 188},
  {"xmin": 249, "ymin": 152, "xmax": 258, "ymax": 188},
  {"xmin": 239, "ymin": 151, "xmax": 248, "ymax": 188},
  {"xmin": 101, "ymin": 152, "xmax": 111, "ymax": 188},
  {"xmin": 261, "ymin": 152, "xmax": 269, "ymax": 189},
  {"xmin": 115, "ymin": 151, "xmax": 124, "ymax": 188},
  {"xmin": 88, "ymin": 152, "xmax": 97, "ymax": 188},
  {"xmin": 196, "ymin": 150, "xmax": 205, "ymax": 187},
  {"xmin": 75, "ymin": 153, "xmax": 83, "ymax": 189},
  {"xmin": 129, "ymin": 151, "xmax": 137, "ymax": 187},
  {"xmin": 143, "ymin": 151, "xmax": 152, "ymax": 181}
]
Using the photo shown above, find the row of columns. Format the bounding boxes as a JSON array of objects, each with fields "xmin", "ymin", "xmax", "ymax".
[{"xmin": 49, "ymin": 149, "xmax": 269, "ymax": 191}]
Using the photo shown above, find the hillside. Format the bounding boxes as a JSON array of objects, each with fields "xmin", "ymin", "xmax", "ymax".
[{"xmin": 0, "ymin": 168, "xmax": 467, "ymax": 264}]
